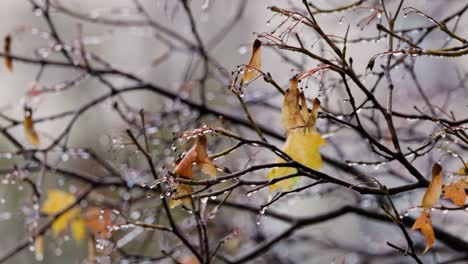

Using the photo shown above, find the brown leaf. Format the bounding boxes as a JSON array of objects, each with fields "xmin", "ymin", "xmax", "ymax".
[
  {"xmin": 171, "ymin": 135, "xmax": 216, "ymax": 207},
  {"xmin": 241, "ymin": 39, "xmax": 261, "ymax": 84},
  {"xmin": 412, "ymin": 211, "xmax": 435, "ymax": 253},
  {"xmin": 281, "ymin": 76, "xmax": 321, "ymax": 132},
  {"xmin": 3, "ymin": 35, "xmax": 12, "ymax": 72},
  {"xmin": 443, "ymin": 180, "xmax": 467, "ymax": 206},
  {"xmin": 84, "ymin": 207, "xmax": 113, "ymax": 238},
  {"xmin": 24, "ymin": 107, "xmax": 40, "ymax": 146},
  {"xmin": 422, "ymin": 163, "xmax": 443, "ymax": 209}
]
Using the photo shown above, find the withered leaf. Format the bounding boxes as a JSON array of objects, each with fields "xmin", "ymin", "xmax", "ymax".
[
  {"xmin": 443, "ymin": 180, "xmax": 467, "ymax": 206},
  {"xmin": 3, "ymin": 35, "xmax": 12, "ymax": 72},
  {"xmin": 422, "ymin": 163, "xmax": 443, "ymax": 209},
  {"xmin": 269, "ymin": 79, "xmax": 325, "ymax": 191},
  {"xmin": 24, "ymin": 107, "xmax": 40, "ymax": 146},
  {"xmin": 171, "ymin": 135, "xmax": 216, "ymax": 207},
  {"xmin": 412, "ymin": 211, "xmax": 435, "ymax": 254},
  {"xmin": 241, "ymin": 39, "xmax": 261, "ymax": 84},
  {"xmin": 281, "ymin": 77, "xmax": 321, "ymax": 131},
  {"xmin": 84, "ymin": 207, "xmax": 113, "ymax": 238}
]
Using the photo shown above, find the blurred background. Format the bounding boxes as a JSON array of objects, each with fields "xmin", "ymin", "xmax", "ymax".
[{"xmin": 0, "ymin": 0, "xmax": 467, "ymax": 263}]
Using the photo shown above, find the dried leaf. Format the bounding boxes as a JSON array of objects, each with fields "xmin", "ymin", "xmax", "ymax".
[
  {"xmin": 281, "ymin": 78, "xmax": 305, "ymax": 130},
  {"xmin": 281, "ymin": 77, "xmax": 321, "ymax": 131},
  {"xmin": 171, "ymin": 135, "xmax": 216, "ymax": 208},
  {"xmin": 268, "ymin": 130, "xmax": 325, "ymax": 190},
  {"xmin": 3, "ymin": 35, "xmax": 12, "ymax": 72},
  {"xmin": 241, "ymin": 39, "xmax": 261, "ymax": 84},
  {"xmin": 422, "ymin": 163, "xmax": 443, "ymax": 209},
  {"xmin": 443, "ymin": 180, "xmax": 467, "ymax": 206},
  {"xmin": 412, "ymin": 211, "xmax": 435, "ymax": 254},
  {"xmin": 270, "ymin": 77, "xmax": 325, "ymax": 191},
  {"xmin": 84, "ymin": 207, "xmax": 113, "ymax": 238},
  {"xmin": 42, "ymin": 190, "xmax": 82, "ymax": 238},
  {"xmin": 24, "ymin": 107, "xmax": 40, "ymax": 146}
]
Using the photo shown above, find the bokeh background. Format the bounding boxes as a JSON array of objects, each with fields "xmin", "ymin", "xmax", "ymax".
[{"xmin": 0, "ymin": 0, "xmax": 467, "ymax": 263}]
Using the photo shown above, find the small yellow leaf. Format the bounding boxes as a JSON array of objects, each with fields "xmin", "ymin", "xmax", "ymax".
[
  {"xmin": 42, "ymin": 190, "xmax": 77, "ymax": 215},
  {"xmin": 458, "ymin": 163, "xmax": 468, "ymax": 175},
  {"xmin": 42, "ymin": 190, "xmax": 82, "ymax": 238},
  {"xmin": 422, "ymin": 163, "xmax": 443, "ymax": 209},
  {"xmin": 412, "ymin": 211, "xmax": 435, "ymax": 254},
  {"xmin": 241, "ymin": 39, "xmax": 261, "ymax": 84},
  {"xmin": 443, "ymin": 180, "xmax": 467, "ymax": 206},
  {"xmin": 3, "ymin": 35, "xmax": 12, "ymax": 72},
  {"xmin": 71, "ymin": 218, "xmax": 86, "ymax": 242},
  {"xmin": 268, "ymin": 130, "xmax": 325, "ymax": 190},
  {"xmin": 24, "ymin": 107, "xmax": 40, "ymax": 146}
]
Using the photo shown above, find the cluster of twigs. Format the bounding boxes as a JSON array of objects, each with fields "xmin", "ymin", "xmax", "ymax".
[{"xmin": 0, "ymin": 0, "xmax": 467, "ymax": 263}]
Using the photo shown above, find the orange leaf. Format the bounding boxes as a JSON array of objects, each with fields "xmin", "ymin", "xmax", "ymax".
[
  {"xmin": 84, "ymin": 207, "xmax": 113, "ymax": 238},
  {"xmin": 171, "ymin": 135, "xmax": 216, "ymax": 207},
  {"xmin": 3, "ymin": 35, "xmax": 12, "ymax": 72},
  {"xmin": 179, "ymin": 256, "xmax": 200, "ymax": 264},
  {"xmin": 411, "ymin": 211, "xmax": 435, "ymax": 253},
  {"xmin": 241, "ymin": 39, "xmax": 261, "ymax": 84},
  {"xmin": 24, "ymin": 107, "xmax": 40, "ymax": 146},
  {"xmin": 422, "ymin": 163, "xmax": 443, "ymax": 209},
  {"xmin": 443, "ymin": 180, "xmax": 467, "ymax": 206}
]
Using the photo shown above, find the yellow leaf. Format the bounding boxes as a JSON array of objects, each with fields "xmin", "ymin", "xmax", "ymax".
[
  {"xmin": 170, "ymin": 183, "xmax": 194, "ymax": 208},
  {"xmin": 42, "ymin": 190, "xmax": 77, "ymax": 214},
  {"xmin": 71, "ymin": 218, "xmax": 86, "ymax": 242},
  {"xmin": 3, "ymin": 35, "xmax": 12, "ymax": 72},
  {"xmin": 422, "ymin": 163, "xmax": 443, "ymax": 209},
  {"xmin": 268, "ymin": 130, "xmax": 325, "ymax": 190},
  {"xmin": 270, "ymin": 77, "xmax": 324, "ymax": 191},
  {"xmin": 412, "ymin": 211, "xmax": 435, "ymax": 254},
  {"xmin": 241, "ymin": 39, "xmax": 261, "ymax": 84},
  {"xmin": 42, "ymin": 190, "xmax": 82, "ymax": 238},
  {"xmin": 24, "ymin": 107, "xmax": 40, "ymax": 146},
  {"xmin": 458, "ymin": 163, "xmax": 468, "ymax": 175},
  {"xmin": 443, "ymin": 180, "xmax": 467, "ymax": 206}
]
